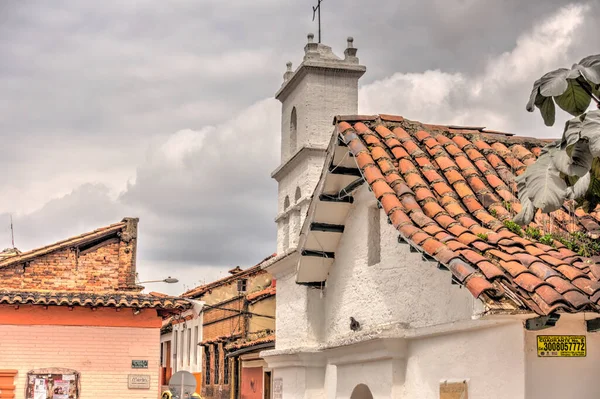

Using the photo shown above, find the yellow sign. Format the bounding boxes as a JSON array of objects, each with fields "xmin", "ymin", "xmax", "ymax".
[{"xmin": 537, "ymin": 335, "xmax": 586, "ymax": 357}]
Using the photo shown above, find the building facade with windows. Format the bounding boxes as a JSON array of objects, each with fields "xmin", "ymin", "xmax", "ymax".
[
  {"xmin": 182, "ymin": 258, "xmax": 276, "ymax": 399},
  {"xmin": 159, "ymin": 299, "xmax": 204, "ymax": 392},
  {"xmin": 0, "ymin": 218, "xmax": 189, "ymax": 399}
]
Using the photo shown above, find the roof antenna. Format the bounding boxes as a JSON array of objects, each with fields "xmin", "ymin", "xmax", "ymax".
[
  {"xmin": 312, "ymin": 0, "xmax": 323, "ymax": 43},
  {"xmin": 10, "ymin": 214, "xmax": 15, "ymax": 249}
]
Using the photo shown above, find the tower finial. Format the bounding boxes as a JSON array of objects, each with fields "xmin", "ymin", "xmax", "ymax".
[{"xmin": 307, "ymin": 33, "xmax": 314, "ymax": 43}]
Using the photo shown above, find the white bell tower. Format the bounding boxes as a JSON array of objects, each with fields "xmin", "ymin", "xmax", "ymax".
[{"xmin": 272, "ymin": 34, "xmax": 366, "ymax": 254}]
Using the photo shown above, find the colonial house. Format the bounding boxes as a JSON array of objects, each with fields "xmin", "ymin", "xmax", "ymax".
[
  {"xmin": 0, "ymin": 217, "xmax": 189, "ymax": 399},
  {"xmin": 261, "ymin": 35, "xmax": 600, "ymax": 399},
  {"xmin": 159, "ymin": 295, "xmax": 204, "ymax": 393},
  {"xmin": 181, "ymin": 257, "xmax": 276, "ymax": 399}
]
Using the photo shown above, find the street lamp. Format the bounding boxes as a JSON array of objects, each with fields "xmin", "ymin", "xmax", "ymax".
[{"xmin": 138, "ymin": 277, "xmax": 179, "ymax": 284}]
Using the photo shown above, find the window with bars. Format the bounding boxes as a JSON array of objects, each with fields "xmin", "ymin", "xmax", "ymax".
[
  {"xmin": 204, "ymin": 346, "xmax": 211, "ymax": 385},
  {"xmin": 214, "ymin": 344, "xmax": 220, "ymax": 384},
  {"xmin": 223, "ymin": 350, "xmax": 229, "ymax": 385}
]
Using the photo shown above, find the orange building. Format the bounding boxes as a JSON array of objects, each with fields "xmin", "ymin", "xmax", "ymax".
[
  {"xmin": 0, "ymin": 218, "xmax": 189, "ymax": 399},
  {"xmin": 182, "ymin": 256, "xmax": 276, "ymax": 399}
]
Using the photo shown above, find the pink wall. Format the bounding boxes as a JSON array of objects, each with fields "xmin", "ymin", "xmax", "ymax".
[
  {"xmin": 241, "ymin": 367, "xmax": 263, "ymax": 399},
  {"xmin": 0, "ymin": 324, "xmax": 160, "ymax": 399}
]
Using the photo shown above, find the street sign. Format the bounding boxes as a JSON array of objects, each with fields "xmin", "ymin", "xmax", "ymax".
[
  {"xmin": 169, "ymin": 371, "xmax": 197, "ymax": 398},
  {"xmin": 131, "ymin": 360, "xmax": 148, "ymax": 369},
  {"xmin": 537, "ymin": 335, "xmax": 586, "ymax": 357},
  {"xmin": 128, "ymin": 374, "xmax": 151, "ymax": 389}
]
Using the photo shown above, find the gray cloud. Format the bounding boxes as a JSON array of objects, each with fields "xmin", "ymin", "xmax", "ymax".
[{"xmin": 1, "ymin": 0, "xmax": 598, "ymax": 295}]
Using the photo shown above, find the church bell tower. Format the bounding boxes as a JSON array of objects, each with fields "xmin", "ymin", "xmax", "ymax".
[{"xmin": 272, "ymin": 34, "xmax": 366, "ymax": 254}]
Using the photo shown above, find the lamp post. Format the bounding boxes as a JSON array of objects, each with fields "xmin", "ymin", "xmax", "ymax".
[{"xmin": 138, "ymin": 277, "xmax": 179, "ymax": 284}]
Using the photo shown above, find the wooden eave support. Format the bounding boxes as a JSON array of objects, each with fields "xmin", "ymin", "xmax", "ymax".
[
  {"xmin": 586, "ymin": 317, "xmax": 600, "ymax": 332},
  {"xmin": 310, "ymin": 222, "xmax": 344, "ymax": 233},
  {"xmin": 301, "ymin": 249, "xmax": 335, "ymax": 259},
  {"xmin": 525, "ymin": 313, "xmax": 560, "ymax": 331}
]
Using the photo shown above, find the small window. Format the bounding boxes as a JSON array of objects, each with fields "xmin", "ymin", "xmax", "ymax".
[
  {"xmin": 367, "ymin": 206, "xmax": 381, "ymax": 266},
  {"xmin": 284, "ymin": 196, "xmax": 290, "ymax": 210},
  {"xmin": 237, "ymin": 278, "xmax": 248, "ymax": 293},
  {"xmin": 214, "ymin": 344, "xmax": 220, "ymax": 384},
  {"xmin": 187, "ymin": 328, "xmax": 192, "ymax": 366},
  {"xmin": 204, "ymin": 346, "xmax": 211, "ymax": 385},
  {"xmin": 180, "ymin": 329, "xmax": 185, "ymax": 367},
  {"xmin": 193, "ymin": 326, "xmax": 199, "ymax": 364},
  {"xmin": 295, "ymin": 187, "xmax": 301, "ymax": 203},
  {"xmin": 223, "ymin": 350, "xmax": 230, "ymax": 385},
  {"xmin": 290, "ymin": 107, "xmax": 298, "ymax": 153}
]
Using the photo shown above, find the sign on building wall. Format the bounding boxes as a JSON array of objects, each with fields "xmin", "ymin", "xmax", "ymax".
[
  {"xmin": 537, "ymin": 335, "xmax": 586, "ymax": 357},
  {"xmin": 440, "ymin": 381, "xmax": 468, "ymax": 399},
  {"xmin": 26, "ymin": 368, "xmax": 80, "ymax": 399},
  {"xmin": 131, "ymin": 360, "xmax": 149, "ymax": 369},
  {"xmin": 273, "ymin": 378, "xmax": 283, "ymax": 399},
  {"xmin": 128, "ymin": 374, "xmax": 151, "ymax": 389}
]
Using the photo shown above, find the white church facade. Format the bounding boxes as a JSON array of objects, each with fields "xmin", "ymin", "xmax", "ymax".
[{"xmin": 261, "ymin": 34, "xmax": 600, "ymax": 399}]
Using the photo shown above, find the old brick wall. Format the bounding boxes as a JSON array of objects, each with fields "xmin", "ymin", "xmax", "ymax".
[
  {"xmin": 0, "ymin": 323, "xmax": 160, "ymax": 399},
  {"xmin": 0, "ymin": 238, "xmax": 136, "ymax": 292}
]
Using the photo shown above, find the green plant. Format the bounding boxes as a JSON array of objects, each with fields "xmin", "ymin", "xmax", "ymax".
[
  {"xmin": 539, "ymin": 234, "xmax": 554, "ymax": 246},
  {"xmin": 489, "ymin": 208, "xmax": 498, "ymax": 218},
  {"xmin": 514, "ymin": 54, "xmax": 600, "ymax": 225},
  {"xmin": 503, "ymin": 200, "xmax": 512, "ymax": 211},
  {"xmin": 476, "ymin": 233, "xmax": 488, "ymax": 241},
  {"xmin": 552, "ymin": 231, "xmax": 600, "ymax": 257},
  {"xmin": 503, "ymin": 220, "xmax": 523, "ymax": 236},
  {"xmin": 524, "ymin": 226, "xmax": 541, "ymax": 240}
]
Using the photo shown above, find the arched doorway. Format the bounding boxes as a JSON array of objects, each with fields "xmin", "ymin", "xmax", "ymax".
[{"xmin": 350, "ymin": 384, "xmax": 373, "ymax": 399}]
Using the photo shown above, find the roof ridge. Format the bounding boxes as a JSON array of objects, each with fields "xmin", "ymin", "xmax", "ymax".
[
  {"xmin": 0, "ymin": 219, "xmax": 130, "ymax": 269},
  {"xmin": 182, "ymin": 253, "xmax": 277, "ymax": 298}
]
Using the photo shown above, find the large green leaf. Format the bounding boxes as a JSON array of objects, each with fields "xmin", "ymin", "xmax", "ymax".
[
  {"xmin": 581, "ymin": 110, "xmax": 600, "ymax": 157},
  {"xmin": 539, "ymin": 68, "xmax": 570, "ymax": 96},
  {"xmin": 554, "ymin": 81, "xmax": 591, "ymax": 116},
  {"xmin": 535, "ymin": 96, "xmax": 556, "ymax": 126},
  {"xmin": 578, "ymin": 55, "xmax": 600, "ymax": 85},
  {"xmin": 566, "ymin": 172, "xmax": 590, "ymax": 200}
]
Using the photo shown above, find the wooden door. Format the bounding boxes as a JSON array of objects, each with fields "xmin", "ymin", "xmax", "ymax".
[
  {"xmin": 263, "ymin": 371, "xmax": 272, "ymax": 399},
  {"xmin": 165, "ymin": 341, "xmax": 172, "ymax": 382}
]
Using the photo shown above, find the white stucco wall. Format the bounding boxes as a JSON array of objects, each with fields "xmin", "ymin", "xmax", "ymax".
[
  {"xmin": 276, "ymin": 153, "xmax": 326, "ymax": 253},
  {"xmin": 322, "ymin": 185, "xmax": 477, "ymax": 345},
  {"xmin": 171, "ymin": 313, "xmax": 203, "ymax": 374},
  {"xmin": 274, "ymin": 268, "xmax": 324, "ymax": 350},
  {"xmin": 402, "ymin": 321, "xmax": 525, "ymax": 399},
  {"xmin": 525, "ymin": 314, "xmax": 600, "ymax": 399},
  {"xmin": 279, "ymin": 69, "xmax": 360, "ymax": 162}
]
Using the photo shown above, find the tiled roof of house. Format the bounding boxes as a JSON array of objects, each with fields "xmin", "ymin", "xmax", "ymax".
[
  {"xmin": 225, "ymin": 334, "xmax": 275, "ymax": 351},
  {"xmin": 300, "ymin": 114, "xmax": 600, "ymax": 316},
  {"xmin": 183, "ymin": 253, "xmax": 276, "ymax": 298},
  {"xmin": 0, "ymin": 289, "xmax": 190, "ymax": 311},
  {"xmin": 246, "ymin": 285, "xmax": 276, "ymax": 302},
  {"xmin": 0, "ymin": 220, "xmax": 128, "ymax": 269}
]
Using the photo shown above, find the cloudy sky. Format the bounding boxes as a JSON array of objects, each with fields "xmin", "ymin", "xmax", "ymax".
[{"xmin": 1, "ymin": 1, "xmax": 599, "ymax": 295}]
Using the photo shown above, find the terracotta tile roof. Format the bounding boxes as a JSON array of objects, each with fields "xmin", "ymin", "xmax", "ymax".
[
  {"xmin": 332, "ymin": 114, "xmax": 600, "ymax": 315},
  {"xmin": 0, "ymin": 289, "xmax": 190, "ymax": 311},
  {"xmin": 246, "ymin": 285, "xmax": 276, "ymax": 302},
  {"xmin": 0, "ymin": 220, "xmax": 128, "ymax": 270},
  {"xmin": 182, "ymin": 254, "xmax": 276, "ymax": 298},
  {"xmin": 225, "ymin": 334, "xmax": 275, "ymax": 351}
]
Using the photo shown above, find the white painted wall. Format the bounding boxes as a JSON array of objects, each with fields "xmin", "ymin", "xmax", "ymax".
[
  {"xmin": 402, "ymin": 322, "xmax": 525, "ymax": 399},
  {"xmin": 322, "ymin": 185, "xmax": 476, "ymax": 345},
  {"xmin": 525, "ymin": 314, "xmax": 600, "ymax": 399},
  {"xmin": 170, "ymin": 312, "xmax": 203, "ymax": 374}
]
